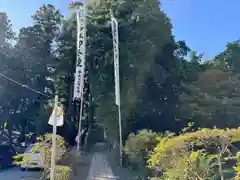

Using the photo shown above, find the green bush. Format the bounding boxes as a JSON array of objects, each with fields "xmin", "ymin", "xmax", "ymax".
[
  {"xmin": 148, "ymin": 128, "xmax": 240, "ymax": 180},
  {"xmin": 13, "ymin": 133, "xmax": 67, "ymax": 168},
  {"xmin": 13, "ymin": 133, "xmax": 72, "ymax": 180},
  {"xmin": 38, "ymin": 134, "xmax": 72, "ymax": 180},
  {"xmin": 37, "ymin": 133, "xmax": 67, "ymax": 168},
  {"xmin": 124, "ymin": 129, "xmax": 159, "ymax": 176}
]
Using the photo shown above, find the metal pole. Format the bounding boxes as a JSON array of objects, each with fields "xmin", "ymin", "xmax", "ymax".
[
  {"xmin": 118, "ymin": 103, "xmax": 123, "ymax": 166},
  {"xmin": 50, "ymin": 95, "xmax": 58, "ymax": 180}
]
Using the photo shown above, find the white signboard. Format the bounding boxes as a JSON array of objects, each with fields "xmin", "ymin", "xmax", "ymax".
[
  {"xmin": 73, "ymin": 7, "xmax": 87, "ymax": 99},
  {"xmin": 48, "ymin": 106, "xmax": 64, "ymax": 127}
]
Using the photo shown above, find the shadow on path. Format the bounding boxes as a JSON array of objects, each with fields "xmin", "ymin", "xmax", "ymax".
[
  {"xmin": 72, "ymin": 143, "xmax": 132, "ymax": 180},
  {"xmin": 86, "ymin": 152, "xmax": 118, "ymax": 180}
]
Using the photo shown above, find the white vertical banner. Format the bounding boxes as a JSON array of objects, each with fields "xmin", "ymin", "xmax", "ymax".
[
  {"xmin": 111, "ymin": 13, "xmax": 123, "ymax": 166},
  {"xmin": 111, "ymin": 16, "xmax": 120, "ymax": 106},
  {"xmin": 73, "ymin": 6, "xmax": 87, "ymax": 100}
]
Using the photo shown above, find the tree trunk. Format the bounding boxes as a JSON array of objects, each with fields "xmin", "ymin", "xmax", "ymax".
[
  {"xmin": 7, "ymin": 120, "xmax": 12, "ymax": 145},
  {"xmin": 36, "ymin": 95, "xmax": 44, "ymax": 136},
  {"xmin": 218, "ymin": 155, "xmax": 224, "ymax": 180}
]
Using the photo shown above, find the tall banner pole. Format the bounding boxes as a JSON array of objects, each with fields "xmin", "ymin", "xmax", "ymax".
[
  {"xmin": 74, "ymin": 4, "xmax": 87, "ymax": 154},
  {"xmin": 111, "ymin": 11, "xmax": 123, "ymax": 166},
  {"xmin": 50, "ymin": 95, "xmax": 58, "ymax": 180}
]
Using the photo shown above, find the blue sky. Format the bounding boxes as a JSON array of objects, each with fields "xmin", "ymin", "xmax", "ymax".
[{"xmin": 1, "ymin": 0, "xmax": 240, "ymax": 59}]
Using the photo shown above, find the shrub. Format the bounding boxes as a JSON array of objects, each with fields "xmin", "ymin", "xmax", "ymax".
[
  {"xmin": 13, "ymin": 133, "xmax": 67, "ymax": 168},
  {"xmin": 148, "ymin": 128, "xmax": 240, "ymax": 180},
  {"xmin": 234, "ymin": 152, "xmax": 240, "ymax": 180},
  {"xmin": 37, "ymin": 133, "xmax": 67, "ymax": 168},
  {"xmin": 37, "ymin": 134, "xmax": 71, "ymax": 180},
  {"xmin": 14, "ymin": 133, "xmax": 71, "ymax": 180},
  {"xmin": 124, "ymin": 129, "xmax": 159, "ymax": 176}
]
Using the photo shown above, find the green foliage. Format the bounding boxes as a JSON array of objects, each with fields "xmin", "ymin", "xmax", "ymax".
[
  {"xmin": 180, "ymin": 68, "xmax": 240, "ymax": 128},
  {"xmin": 161, "ymin": 150, "xmax": 218, "ymax": 180},
  {"xmin": 68, "ymin": 1, "xmax": 83, "ymax": 9},
  {"xmin": 0, "ymin": 4, "xmax": 63, "ymax": 145},
  {"xmin": 148, "ymin": 128, "xmax": 240, "ymax": 180},
  {"xmin": 85, "ymin": 0, "xmax": 178, "ymax": 142},
  {"xmin": 124, "ymin": 129, "xmax": 159, "ymax": 176},
  {"xmin": 233, "ymin": 152, "xmax": 240, "ymax": 180},
  {"xmin": 179, "ymin": 40, "xmax": 240, "ymax": 131},
  {"xmin": 13, "ymin": 133, "xmax": 70, "ymax": 180},
  {"xmin": 13, "ymin": 133, "xmax": 67, "ymax": 169}
]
